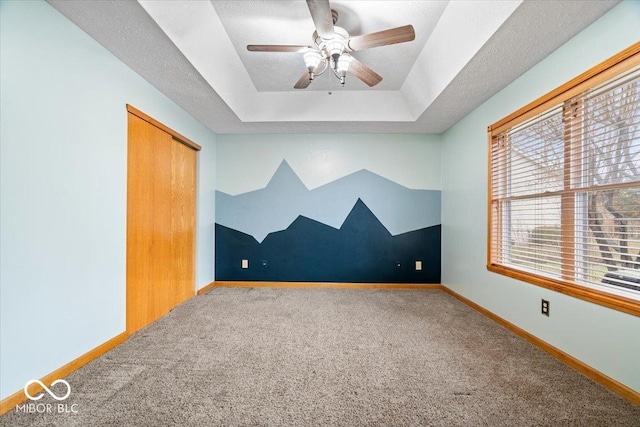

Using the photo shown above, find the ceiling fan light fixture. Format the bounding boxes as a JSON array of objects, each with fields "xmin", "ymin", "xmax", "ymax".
[
  {"xmin": 336, "ymin": 53, "xmax": 351, "ymax": 86},
  {"xmin": 324, "ymin": 39, "xmax": 344, "ymax": 58},
  {"xmin": 303, "ymin": 50, "xmax": 323, "ymax": 72},
  {"xmin": 336, "ymin": 53, "xmax": 351, "ymax": 76}
]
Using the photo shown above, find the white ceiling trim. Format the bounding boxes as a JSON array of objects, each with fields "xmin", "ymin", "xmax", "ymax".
[
  {"xmin": 253, "ymin": 90, "xmax": 413, "ymax": 122},
  {"xmin": 401, "ymin": 0, "xmax": 522, "ymax": 118},
  {"xmin": 138, "ymin": 0, "xmax": 256, "ymax": 120},
  {"xmin": 138, "ymin": 0, "xmax": 521, "ymax": 123}
]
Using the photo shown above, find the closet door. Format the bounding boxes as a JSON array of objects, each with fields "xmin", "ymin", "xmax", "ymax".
[{"xmin": 126, "ymin": 106, "xmax": 199, "ymax": 334}]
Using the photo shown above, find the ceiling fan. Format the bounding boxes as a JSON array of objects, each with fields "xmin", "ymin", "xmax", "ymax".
[{"xmin": 246, "ymin": 0, "xmax": 415, "ymax": 89}]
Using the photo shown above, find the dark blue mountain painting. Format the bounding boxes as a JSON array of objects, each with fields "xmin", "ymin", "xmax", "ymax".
[{"xmin": 215, "ymin": 199, "xmax": 440, "ymax": 283}]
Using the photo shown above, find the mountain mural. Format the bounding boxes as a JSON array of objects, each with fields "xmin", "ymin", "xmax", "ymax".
[
  {"xmin": 216, "ymin": 160, "xmax": 440, "ymax": 243},
  {"xmin": 216, "ymin": 199, "xmax": 441, "ymax": 283}
]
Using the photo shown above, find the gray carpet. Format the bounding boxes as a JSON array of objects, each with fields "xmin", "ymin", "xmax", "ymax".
[{"xmin": 2, "ymin": 287, "xmax": 639, "ymax": 426}]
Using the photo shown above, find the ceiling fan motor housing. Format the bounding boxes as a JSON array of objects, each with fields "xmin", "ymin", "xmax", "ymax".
[{"xmin": 314, "ymin": 26, "xmax": 350, "ymax": 61}]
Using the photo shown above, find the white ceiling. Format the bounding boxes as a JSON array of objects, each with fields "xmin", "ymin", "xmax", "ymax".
[{"xmin": 47, "ymin": 0, "xmax": 619, "ymax": 134}]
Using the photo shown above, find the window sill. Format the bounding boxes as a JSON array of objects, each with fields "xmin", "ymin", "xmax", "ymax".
[{"xmin": 487, "ymin": 264, "xmax": 640, "ymax": 317}]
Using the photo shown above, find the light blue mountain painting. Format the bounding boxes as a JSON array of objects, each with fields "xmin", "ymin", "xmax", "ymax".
[{"xmin": 216, "ymin": 160, "xmax": 441, "ymax": 243}]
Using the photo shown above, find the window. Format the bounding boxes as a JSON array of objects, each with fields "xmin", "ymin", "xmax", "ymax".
[{"xmin": 488, "ymin": 42, "xmax": 640, "ymax": 316}]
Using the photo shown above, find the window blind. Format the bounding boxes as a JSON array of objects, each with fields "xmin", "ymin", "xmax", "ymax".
[{"xmin": 488, "ymin": 45, "xmax": 640, "ymax": 312}]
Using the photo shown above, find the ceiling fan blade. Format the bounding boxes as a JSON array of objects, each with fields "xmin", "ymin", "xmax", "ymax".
[
  {"xmin": 306, "ymin": 0, "xmax": 334, "ymax": 39},
  {"xmin": 348, "ymin": 57, "xmax": 382, "ymax": 87},
  {"xmin": 347, "ymin": 25, "xmax": 415, "ymax": 51},
  {"xmin": 247, "ymin": 45, "xmax": 312, "ymax": 53}
]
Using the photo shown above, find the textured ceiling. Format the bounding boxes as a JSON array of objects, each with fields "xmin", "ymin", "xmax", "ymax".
[{"xmin": 47, "ymin": 0, "xmax": 620, "ymax": 134}]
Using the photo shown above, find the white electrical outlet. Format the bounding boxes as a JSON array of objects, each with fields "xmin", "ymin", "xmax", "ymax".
[
  {"xmin": 241, "ymin": 259, "xmax": 249, "ymax": 269},
  {"xmin": 415, "ymin": 261, "xmax": 422, "ymax": 271}
]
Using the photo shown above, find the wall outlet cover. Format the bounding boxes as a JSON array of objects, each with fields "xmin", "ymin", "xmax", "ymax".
[{"xmin": 541, "ymin": 299, "xmax": 550, "ymax": 316}]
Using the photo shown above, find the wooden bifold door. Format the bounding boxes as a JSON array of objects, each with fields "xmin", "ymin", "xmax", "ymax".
[{"xmin": 126, "ymin": 105, "xmax": 200, "ymax": 334}]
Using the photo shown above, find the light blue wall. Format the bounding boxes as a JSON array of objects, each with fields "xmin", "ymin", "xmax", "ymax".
[
  {"xmin": 216, "ymin": 133, "xmax": 441, "ymax": 194},
  {"xmin": 0, "ymin": 0, "xmax": 216, "ymax": 400},
  {"xmin": 441, "ymin": 0, "xmax": 640, "ymax": 393}
]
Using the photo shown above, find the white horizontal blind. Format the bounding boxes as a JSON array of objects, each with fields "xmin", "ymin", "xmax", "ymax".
[
  {"xmin": 490, "ymin": 64, "xmax": 640, "ymax": 298},
  {"xmin": 490, "ymin": 107, "xmax": 566, "ymax": 279}
]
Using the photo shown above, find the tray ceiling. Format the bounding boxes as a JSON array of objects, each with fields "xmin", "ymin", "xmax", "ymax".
[{"xmin": 47, "ymin": 0, "xmax": 620, "ymax": 134}]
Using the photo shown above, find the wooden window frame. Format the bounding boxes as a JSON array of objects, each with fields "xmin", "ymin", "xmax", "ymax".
[{"xmin": 487, "ymin": 42, "xmax": 640, "ymax": 317}]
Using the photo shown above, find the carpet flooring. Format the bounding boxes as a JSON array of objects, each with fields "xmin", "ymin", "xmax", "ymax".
[{"xmin": 1, "ymin": 287, "xmax": 639, "ymax": 426}]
